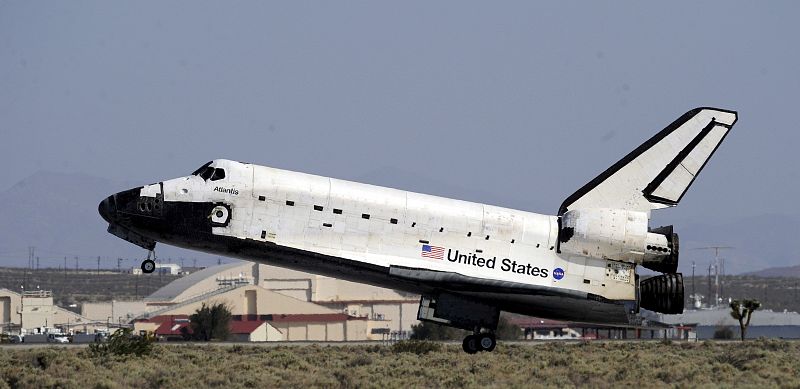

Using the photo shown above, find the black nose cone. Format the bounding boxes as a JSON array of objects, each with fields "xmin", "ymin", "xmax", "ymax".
[{"xmin": 99, "ymin": 195, "xmax": 116, "ymax": 223}]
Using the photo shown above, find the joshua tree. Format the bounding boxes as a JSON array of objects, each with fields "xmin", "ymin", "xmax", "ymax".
[{"xmin": 729, "ymin": 299, "xmax": 761, "ymax": 341}]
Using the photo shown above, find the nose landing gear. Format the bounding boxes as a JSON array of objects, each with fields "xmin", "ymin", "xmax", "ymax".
[{"xmin": 140, "ymin": 250, "xmax": 156, "ymax": 274}]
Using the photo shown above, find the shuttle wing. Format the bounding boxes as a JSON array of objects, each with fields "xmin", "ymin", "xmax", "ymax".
[{"xmin": 558, "ymin": 107, "xmax": 738, "ymax": 215}]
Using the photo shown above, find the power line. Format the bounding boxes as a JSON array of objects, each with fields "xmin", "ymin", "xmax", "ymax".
[{"xmin": 692, "ymin": 246, "xmax": 734, "ymax": 307}]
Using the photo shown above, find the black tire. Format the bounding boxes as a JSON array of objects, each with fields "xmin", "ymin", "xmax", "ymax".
[
  {"xmin": 478, "ymin": 333, "xmax": 496, "ymax": 352},
  {"xmin": 462, "ymin": 335, "xmax": 479, "ymax": 354},
  {"xmin": 141, "ymin": 259, "xmax": 156, "ymax": 274}
]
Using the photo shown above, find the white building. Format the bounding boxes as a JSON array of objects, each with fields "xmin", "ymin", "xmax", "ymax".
[{"xmin": 130, "ymin": 263, "xmax": 182, "ymax": 275}]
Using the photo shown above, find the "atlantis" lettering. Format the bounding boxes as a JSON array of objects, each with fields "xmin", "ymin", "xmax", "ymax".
[{"xmin": 213, "ymin": 186, "xmax": 239, "ymax": 196}]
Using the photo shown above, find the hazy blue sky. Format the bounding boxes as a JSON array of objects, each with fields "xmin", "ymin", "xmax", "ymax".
[{"xmin": 2, "ymin": 1, "xmax": 798, "ymax": 228}]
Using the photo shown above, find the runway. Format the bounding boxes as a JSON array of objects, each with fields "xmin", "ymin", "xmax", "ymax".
[{"xmin": 5, "ymin": 338, "xmax": 781, "ymax": 350}]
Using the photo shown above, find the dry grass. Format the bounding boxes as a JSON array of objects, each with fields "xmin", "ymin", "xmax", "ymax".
[{"xmin": 1, "ymin": 340, "xmax": 799, "ymax": 388}]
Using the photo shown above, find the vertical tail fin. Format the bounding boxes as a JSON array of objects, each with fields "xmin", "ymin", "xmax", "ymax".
[{"xmin": 558, "ymin": 108, "xmax": 737, "ymax": 215}]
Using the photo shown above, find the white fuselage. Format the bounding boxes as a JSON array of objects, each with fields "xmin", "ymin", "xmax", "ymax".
[{"xmin": 149, "ymin": 159, "xmax": 636, "ymax": 302}]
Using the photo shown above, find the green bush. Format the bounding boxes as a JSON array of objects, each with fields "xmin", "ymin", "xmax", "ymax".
[
  {"xmin": 713, "ymin": 326, "xmax": 734, "ymax": 339},
  {"xmin": 391, "ymin": 339, "xmax": 442, "ymax": 355},
  {"xmin": 89, "ymin": 328, "xmax": 154, "ymax": 359},
  {"xmin": 495, "ymin": 315, "xmax": 522, "ymax": 340},
  {"xmin": 190, "ymin": 302, "xmax": 232, "ymax": 341},
  {"xmin": 0, "ymin": 341, "xmax": 798, "ymax": 387},
  {"xmin": 410, "ymin": 321, "xmax": 468, "ymax": 340}
]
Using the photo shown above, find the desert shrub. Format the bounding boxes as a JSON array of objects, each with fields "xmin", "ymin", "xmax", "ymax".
[
  {"xmin": 333, "ymin": 370, "xmax": 355, "ymax": 388},
  {"xmin": 89, "ymin": 328, "xmax": 154, "ymax": 359},
  {"xmin": 755, "ymin": 338, "xmax": 790, "ymax": 352},
  {"xmin": 713, "ymin": 326, "xmax": 734, "ymax": 339},
  {"xmin": 263, "ymin": 349, "xmax": 308, "ymax": 369},
  {"xmin": 1, "ymin": 340, "xmax": 799, "ymax": 388},
  {"xmin": 391, "ymin": 339, "xmax": 442, "ymax": 355},
  {"xmin": 347, "ymin": 353, "xmax": 373, "ymax": 367},
  {"xmin": 410, "ymin": 321, "xmax": 468, "ymax": 340},
  {"xmin": 30, "ymin": 350, "xmax": 58, "ymax": 370},
  {"xmin": 714, "ymin": 350, "xmax": 762, "ymax": 371},
  {"xmin": 495, "ymin": 315, "xmax": 522, "ymax": 340}
]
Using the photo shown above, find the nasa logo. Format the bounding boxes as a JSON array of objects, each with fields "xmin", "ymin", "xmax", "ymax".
[{"xmin": 553, "ymin": 267, "xmax": 565, "ymax": 280}]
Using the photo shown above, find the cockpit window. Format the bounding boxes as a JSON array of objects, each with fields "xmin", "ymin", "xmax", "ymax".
[
  {"xmin": 191, "ymin": 161, "xmax": 213, "ymax": 176},
  {"xmin": 199, "ymin": 167, "xmax": 215, "ymax": 181},
  {"xmin": 210, "ymin": 168, "xmax": 226, "ymax": 181}
]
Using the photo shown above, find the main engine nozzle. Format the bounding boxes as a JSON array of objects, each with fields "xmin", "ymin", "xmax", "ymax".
[{"xmin": 640, "ymin": 273, "xmax": 684, "ymax": 314}]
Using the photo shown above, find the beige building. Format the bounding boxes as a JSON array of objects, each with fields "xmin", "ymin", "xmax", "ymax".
[
  {"xmin": 261, "ymin": 265, "xmax": 419, "ymax": 337},
  {"xmin": 0, "ymin": 288, "xmax": 98, "ymax": 334},
  {"xmin": 230, "ymin": 320, "xmax": 284, "ymax": 342},
  {"xmin": 142, "ymin": 261, "xmax": 419, "ymax": 338},
  {"xmin": 2, "ymin": 261, "xmax": 421, "ymax": 341},
  {"xmin": 131, "ymin": 261, "xmax": 421, "ymax": 340},
  {"xmin": 136, "ymin": 282, "xmax": 370, "ymax": 341},
  {"xmin": 81, "ymin": 300, "xmax": 148, "ymax": 325},
  {"xmin": 143, "ymin": 283, "xmax": 338, "ymax": 318}
]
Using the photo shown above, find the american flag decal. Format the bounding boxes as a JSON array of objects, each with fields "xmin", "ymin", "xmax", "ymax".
[{"xmin": 421, "ymin": 244, "xmax": 445, "ymax": 260}]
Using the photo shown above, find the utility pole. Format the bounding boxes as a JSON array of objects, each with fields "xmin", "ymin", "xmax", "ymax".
[
  {"xmin": 75, "ymin": 256, "xmax": 79, "ymax": 273},
  {"xmin": 26, "ymin": 246, "xmax": 35, "ymax": 290},
  {"xmin": 692, "ymin": 261, "xmax": 697, "ymax": 307},
  {"xmin": 117, "ymin": 258, "xmax": 125, "ymax": 273},
  {"xmin": 693, "ymin": 246, "xmax": 733, "ymax": 308},
  {"xmin": 707, "ymin": 263, "xmax": 713, "ymax": 307},
  {"xmin": 64, "ymin": 257, "xmax": 67, "ymax": 280},
  {"xmin": 720, "ymin": 258, "xmax": 725, "ymax": 298}
]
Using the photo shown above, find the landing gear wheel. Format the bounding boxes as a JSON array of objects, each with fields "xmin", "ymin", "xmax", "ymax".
[
  {"xmin": 141, "ymin": 259, "xmax": 155, "ymax": 274},
  {"xmin": 478, "ymin": 333, "xmax": 496, "ymax": 352},
  {"xmin": 462, "ymin": 335, "xmax": 479, "ymax": 354}
]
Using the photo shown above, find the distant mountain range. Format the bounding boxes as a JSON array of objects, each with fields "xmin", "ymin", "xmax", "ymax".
[
  {"xmin": 669, "ymin": 214, "xmax": 800, "ymax": 276},
  {"xmin": 743, "ymin": 264, "xmax": 800, "ymax": 278},
  {"xmin": 0, "ymin": 170, "xmax": 796, "ymax": 275}
]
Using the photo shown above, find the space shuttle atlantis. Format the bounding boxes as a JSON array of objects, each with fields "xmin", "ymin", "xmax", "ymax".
[{"xmin": 100, "ymin": 107, "xmax": 737, "ymax": 353}]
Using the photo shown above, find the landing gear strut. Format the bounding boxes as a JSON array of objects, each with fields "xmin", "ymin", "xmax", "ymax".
[
  {"xmin": 417, "ymin": 293, "xmax": 500, "ymax": 354},
  {"xmin": 462, "ymin": 332, "xmax": 496, "ymax": 354},
  {"xmin": 140, "ymin": 250, "xmax": 156, "ymax": 274}
]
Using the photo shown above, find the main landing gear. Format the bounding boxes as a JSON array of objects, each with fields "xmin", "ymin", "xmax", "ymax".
[
  {"xmin": 462, "ymin": 332, "xmax": 496, "ymax": 354},
  {"xmin": 140, "ymin": 250, "xmax": 156, "ymax": 274},
  {"xmin": 417, "ymin": 293, "xmax": 500, "ymax": 354}
]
